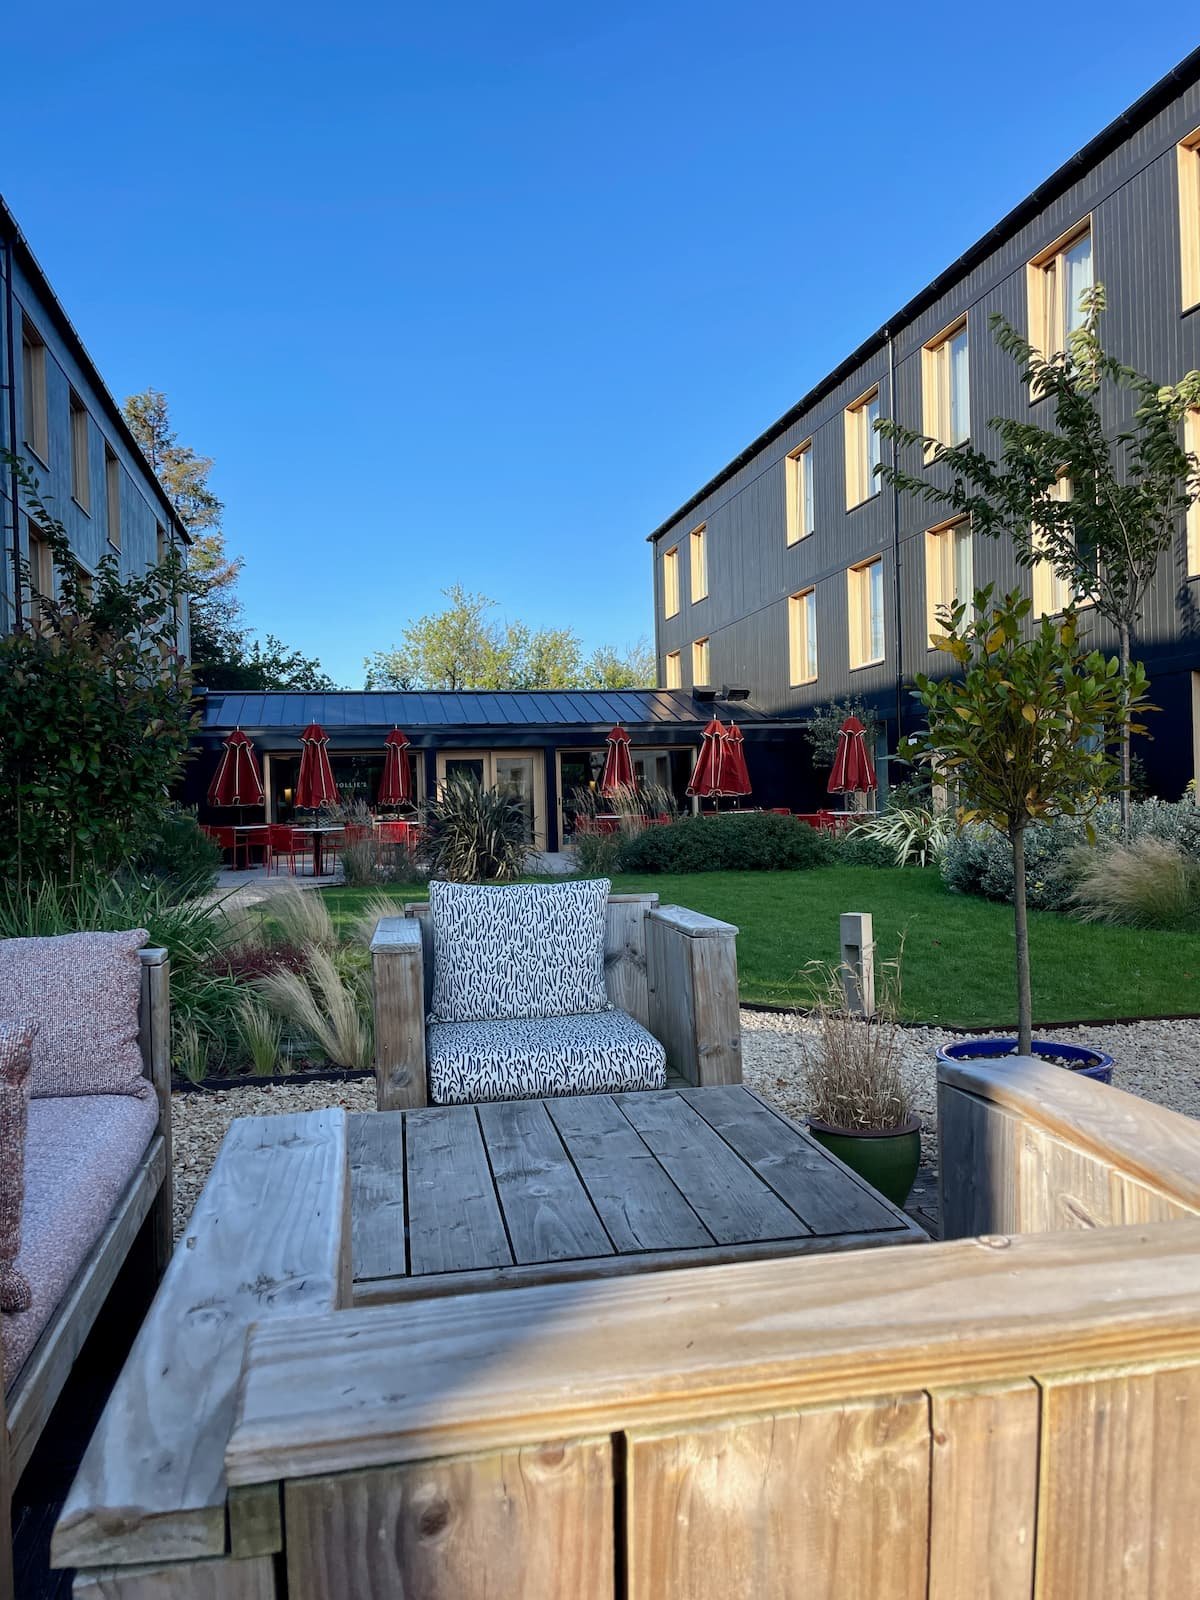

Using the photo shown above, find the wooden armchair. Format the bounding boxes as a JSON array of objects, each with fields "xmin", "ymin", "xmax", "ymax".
[{"xmin": 370, "ymin": 891, "xmax": 742, "ymax": 1110}]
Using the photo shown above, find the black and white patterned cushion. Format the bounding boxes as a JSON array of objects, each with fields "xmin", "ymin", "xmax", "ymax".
[
  {"xmin": 429, "ymin": 878, "xmax": 611, "ymax": 1023},
  {"xmin": 426, "ymin": 1007, "xmax": 667, "ymax": 1105}
]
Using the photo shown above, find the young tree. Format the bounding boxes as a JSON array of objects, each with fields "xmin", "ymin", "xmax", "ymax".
[
  {"xmin": 801, "ymin": 695, "xmax": 883, "ymax": 772},
  {"xmin": 583, "ymin": 637, "xmax": 656, "ymax": 689},
  {"xmin": 905, "ymin": 588, "xmax": 1150, "ymax": 1053},
  {"xmin": 878, "ymin": 287, "xmax": 1200, "ymax": 836}
]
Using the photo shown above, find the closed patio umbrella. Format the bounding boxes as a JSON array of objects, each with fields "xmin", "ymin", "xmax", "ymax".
[
  {"xmin": 296, "ymin": 722, "xmax": 339, "ymax": 810},
  {"xmin": 378, "ymin": 727, "xmax": 413, "ymax": 807},
  {"xmin": 721, "ymin": 722, "xmax": 753, "ymax": 801},
  {"xmin": 207, "ymin": 728, "xmax": 264, "ymax": 808},
  {"xmin": 600, "ymin": 725, "xmax": 635, "ymax": 795},
  {"xmin": 687, "ymin": 717, "xmax": 729, "ymax": 802},
  {"xmin": 828, "ymin": 715, "xmax": 877, "ymax": 804}
]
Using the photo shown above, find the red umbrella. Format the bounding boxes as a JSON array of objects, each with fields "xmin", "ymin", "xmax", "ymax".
[
  {"xmin": 687, "ymin": 717, "xmax": 729, "ymax": 799},
  {"xmin": 207, "ymin": 728, "xmax": 264, "ymax": 808},
  {"xmin": 721, "ymin": 722, "xmax": 753, "ymax": 799},
  {"xmin": 600, "ymin": 725, "xmax": 635, "ymax": 794},
  {"xmin": 828, "ymin": 715, "xmax": 878, "ymax": 797},
  {"xmin": 378, "ymin": 727, "xmax": 413, "ymax": 806},
  {"xmin": 296, "ymin": 722, "xmax": 339, "ymax": 810}
]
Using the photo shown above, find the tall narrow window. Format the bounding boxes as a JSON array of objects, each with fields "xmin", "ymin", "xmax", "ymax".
[
  {"xmin": 924, "ymin": 517, "xmax": 973, "ymax": 637},
  {"xmin": 692, "ymin": 636, "xmax": 710, "ymax": 685},
  {"xmin": 1032, "ymin": 474, "xmax": 1076, "ymax": 616},
  {"xmin": 663, "ymin": 545, "xmax": 680, "ymax": 617},
  {"xmin": 26, "ymin": 521, "xmax": 53, "ymax": 629},
  {"xmin": 788, "ymin": 588, "xmax": 818, "ymax": 685},
  {"xmin": 665, "ymin": 649, "xmax": 682, "ymax": 689},
  {"xmin": 105, "ymin": 447, "xmax": 121, "ymax": 550},
  {"xmin": 848, "ymin": 556, "xmax": 885, "ymax": 668},
  {"xmin": 922, "ymin": 318, "xmax": 970, "ymax": 452},
  {"xmin": 785, "ymin": 441, "xmax": 814, "ymax": 543},
  {"xmin": 689, "ymin": 524, "xmax": 708, "ymax": 602},
  {"xmin": 1179, "ymin": 130, "xmax": 1200, "ymax": 311},
  {"xmin": 69, "ymin": 391, "xmax": 90, "ymax": 511},
  {"xmin": 21, "ymin": 319, "xmax": 48, "ymax": 462},
  {"xmin": 1188, "ymin": 411, "xmax": 1200, "ymax": 576},
  {"xmin": 844, "ymin": 387, "xmax": 881, "ymax": 509},
  {"xmin": 1028, "ymin": 224, "xmax": 1093, "ymax": 361}
]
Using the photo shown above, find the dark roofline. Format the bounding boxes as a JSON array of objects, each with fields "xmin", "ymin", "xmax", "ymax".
[
  {"xmin": 647, "ymin": 46, "xmax": 1200, "ymax": 544},
  {"xmin": 0, "ymin": 195, "xmax": 191, "ymax": 545}
]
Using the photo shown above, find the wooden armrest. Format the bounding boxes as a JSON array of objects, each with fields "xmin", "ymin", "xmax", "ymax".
[
  {"xmin": 650, "ymin": 905, "xmax": 739, "ymax": 938},
  {"xmin": 371, "ymin": 918, "xmax": 428, "ymax": 1110},
  {"xmin": 647, "ymin": 906, "xmax": 741, "ymax": 1087}
]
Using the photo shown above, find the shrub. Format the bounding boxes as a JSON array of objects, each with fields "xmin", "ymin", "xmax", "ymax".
[
  {"xmin": 256, "ymin": 944, "xmax": 373, "ymax": 1070},
  {"xmin": 235, "ymin": 997, "xmax": 286, "ymax": 1076},
  {"xmin": 1067, "ymin": 838, "xmax": 1200, "ymax": 929},
  {"xmin": 856, "ymin": 806, "xmax": 955, "ymax": 868},
  {"xmin": 827, "ymin": 829, "xmax": 897, "ymax": 869},
  {"xmin": 800, "ymin": 956, "xmax": 912, "ymax": 1132},
  {"xmin": 615, "ymin": 813, "xmax": 831, "ymax": 874},
  {"xmin": 572, "ymin": 827, "xmax": 625, "ymax": 876},
  {"xmin": 422, "ymin": 773, "xmax": 529, "ymax": 882},
  {"xmin": 136, "ymin": 806, "xmax": 222, "ymax": 892},
  {"xmin": 258, "ymin": 880, "xmax": 337, "ymax": 949}
]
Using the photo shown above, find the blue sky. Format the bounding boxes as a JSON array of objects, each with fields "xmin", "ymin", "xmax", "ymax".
[{"xmin": 6, "ymin": 3, "xmax": 1200, "ymax": 685}]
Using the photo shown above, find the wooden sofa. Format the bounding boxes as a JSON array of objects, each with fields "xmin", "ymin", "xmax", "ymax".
[
  {"xmin": 1, "ymin": 947, "xmax": 172, "ymax": 1600},
  {"xmin": 370, "ymin": 892, "xmax": 743, "ymax": 1109}
]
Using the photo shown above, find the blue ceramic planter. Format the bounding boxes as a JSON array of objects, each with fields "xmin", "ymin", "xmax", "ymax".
[{"xmin": 936, "ymin": 1037, "xmax": 1114, "ymax": 1085}]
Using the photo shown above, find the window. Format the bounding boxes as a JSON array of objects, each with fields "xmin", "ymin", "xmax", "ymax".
[
  {"xmin": 785, "ymin": 441, "xmax": 814, "ymax": 543},
  {"xmin": 1028, "ymin": 223, "xmax": 1093, "ymax": 361},
  {"xmin": 848, "ymin": 556, "xmax": 885, "ymax": 668},
  {"xmin": 21, "ymin": 319, "xmax": 48, "ymax": 462},
  {"xmin": 69, "ymin": 391, "xmax": 90, "ymax": 511},
  {"xmin": 663, "ymin": 545, "xmax": 680, "ymax": 617},
  {"xmin": 1178, "ymin": 130, "xmax": 1200, "ymax": 310},
  {"xmin": 1188, "ymin": 411, "xmax": 1200, "ymax": 575},
  {"xmin": 788, "ymin": 588, "xmax": 818, "ymax": 685},
  {"xmin": 922, "ymin": 318, "xmax": 970, "ymax": 452},
  {"xmin": 665, "ymin": 649, "xmax": 682, "ymax": 689},
  {"xmin": 844, "ymin": 387, "xmax": 881, "ymax": 508},
  {"xmin": 692, "ymin": 636, "xmax": 710, "ymax": 685},
  {"xmin": 924, "ymin": 517, "xmax": 973, "ymax": 638},
  {"xmin": 74, "ymin": 561, "xmax": 94, "ymax": 605},
  {"xmin": 25, "ymin": 521, "xmax": 53, "ymax": 629},
  {"xmin": 106, "ymin": 447, "xmax": 121, "ymax": 550},
  {"xmin": 689, "ymin": 524, "xmax": 708, "ymax": 602},
  {"xmin": 1032, "ymin": 474, "xmax": 1076, "ymax": 616}
]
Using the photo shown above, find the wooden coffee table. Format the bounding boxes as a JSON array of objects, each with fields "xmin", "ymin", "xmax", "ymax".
[{"xmin": 349, "ymin": 1084, "xmax": 926, "ymax": 1304}]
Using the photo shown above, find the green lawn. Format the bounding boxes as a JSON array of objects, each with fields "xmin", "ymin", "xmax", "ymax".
[{"xmin": 320, "ymin": 868, "xmax": 1200, "ymax": 1028}]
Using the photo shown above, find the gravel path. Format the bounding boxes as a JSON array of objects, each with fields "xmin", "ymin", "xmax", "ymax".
[{"xmin": 170, "ymin": 1013, "xmax": 1200, "ymax": 1240}]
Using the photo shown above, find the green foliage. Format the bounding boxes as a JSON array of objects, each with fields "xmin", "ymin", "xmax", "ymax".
[
  {"xmin": 1067, "ymin": 839, "xmax": 1200, "ymax": 931},
  {"xmin": 615, "ymin": 813, "xmax": 831, "ymax": 874},
  {"xmin": 801, "ymin": 951, "xmax": 912, "ymax": 1132},
  {"xmin": 801, "ymin": 695, "xmax": 882, "ymax": 770},
  {"xmin": 572, "ymin": 827, "xmax": 625, "ymax": 876},
  {"xmin": 826, "ymin": 828, "xmax": 897, "ymax": 869},
  {"xmin": 422, "ymin": 772, "xmax": 530, "ymax": 882},
  {"xmin": 135, "ymin": 805, "xmax": 222, "ymax": 891},
  {"xmin": 857, "ymin": 806, "xmax": 954, "ymax": 868}
]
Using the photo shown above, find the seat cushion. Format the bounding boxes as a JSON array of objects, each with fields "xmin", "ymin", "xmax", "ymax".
[
  {"xmin": 427, "ymin": 1007, "xmax": 667, "ymax": 1105},
  {"xmin": 429, "ymin": 878, "xmax": 611, "ymax": 1023},
  {"xmin": 2, "ymin": 1092, "xmax": 159, "ymax": 1390},
  {"xmin": 0, "ymin": 929, "xmax": 152, "ymax": 1099},
  {"xmin": 0, "ymin": 1020, "xmax": 36, "ymax": 1312}
]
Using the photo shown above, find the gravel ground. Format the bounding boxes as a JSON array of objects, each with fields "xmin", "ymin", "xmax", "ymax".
[{"xmin": 170, "ymin": 1013, "xmax": 1200, "ymax": 1240}]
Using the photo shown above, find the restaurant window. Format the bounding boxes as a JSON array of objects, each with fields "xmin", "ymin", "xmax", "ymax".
[
  {"xmin": 663, "ymin": 545, "xmax": 680, "ymax": 617},
  {"xmin": 924, "ymin": 517, "xmax": 973, "ymax": 638},
  {"xmin": 922, "ymin": 318, "xmax": 970, "ymax": 454},
  {"xmin": 106, "ymin": 447, "xmax": 121, "ymax": 550},
  {"xmin": 785, "ymin": 440, "xmax": 814, "ymax": 544},
  {"xmin": 21, "ymin": 318, "xmax": 48, "ymax": 462},
  {"xmin": 1188, "ymin": 411, "xmax": 1200, "ymax": 576},
  {"xmin": 1178, "ymin": 130, "xmax": 1200, "ymax": 310},
  {"xmin": 844, "ymin": 386, "xmax": 881, "ymax": 509},
  {"xmin": 665, "ymin": 649, "xmax": 682, "ymax": 689},
  {"xmin": 848, "ymin": 556, "xmax": 885, "ymax": 668},
  {"xmin": 1032, "ymin": 473, "xmax": 1076, "ymax": 617},
  {"xmin": 1028, "ymin": 222, "xmax": 1093, "ymax": 362},
  {"xmin": 70, "ymin": 390, "xmax": 90, "ymax": 511},
  {"xmin": 692, "ymin": 636, "xmax": 710, "ymax": 685},
  {"xmin": 689, "ymin": 523, "xmax": 708, "ymax": 602},
  {"xmin": 788, "ymin": 587, "xmax": 817, "ymax": 685}
]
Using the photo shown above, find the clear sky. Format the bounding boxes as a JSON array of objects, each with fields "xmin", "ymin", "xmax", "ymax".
[{"xmin": 6, "ymin": 3, "xmax": 1199, "ymax": 686}]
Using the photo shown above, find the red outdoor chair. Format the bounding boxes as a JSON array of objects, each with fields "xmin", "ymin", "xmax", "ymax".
[
  {"xmin": 206, "ymin": 826, "xmax": 237, "ymax": 866},
  {"xmin": 267, "ymin": 825, "xmax": 308, "ymax": 876}
]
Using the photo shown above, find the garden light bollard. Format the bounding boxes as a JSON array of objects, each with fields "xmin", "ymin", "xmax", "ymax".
[{"xmin": 839, "ymin": 912, "xmax": 875, "ymax": 1017}]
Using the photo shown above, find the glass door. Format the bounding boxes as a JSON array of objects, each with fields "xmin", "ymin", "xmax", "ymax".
[
  {"xmin": 494, "ymin": 753, "xmax": 537, "ymax": 842},
  {"xmin": 436, "ymin": 750, "xmax": 547, "ymax": 849}
]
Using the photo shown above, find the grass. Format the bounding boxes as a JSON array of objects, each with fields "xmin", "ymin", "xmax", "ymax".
[{"xmin": 320, "ymin": 867, "xmax": 1200, "ymax": 1028}]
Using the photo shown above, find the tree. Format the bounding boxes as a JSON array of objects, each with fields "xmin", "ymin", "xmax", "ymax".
[
  {"xmin": 582, "ymin": 637, "xmax": 656, "ymax": 689},
  {"xmin": 801, "ymin": 695, "xmax": 883, "ymax": 772},
  {"xmin": 878, "ymin": 287, "xmax": 1200, "ymax": 837},
  {"xmin": 904, "ymin": 588, "xmax": 1149, "ymax": 1054}
]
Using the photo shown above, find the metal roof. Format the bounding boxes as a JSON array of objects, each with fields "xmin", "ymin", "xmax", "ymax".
[{"xmin": 198, "ymin": 687, "xmax": 791, "ymax": 733}]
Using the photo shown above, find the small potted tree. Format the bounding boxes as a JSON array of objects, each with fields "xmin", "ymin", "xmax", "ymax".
[{"xmin": 904, "ymin": 586, "xmax": 1151, "ymax": 1077}]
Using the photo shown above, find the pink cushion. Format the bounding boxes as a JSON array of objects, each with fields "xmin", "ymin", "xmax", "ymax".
[
  {"xmin": 1, "ymin": 1092, "xmax": 159, "ymax": 1389},
  {"xmin": 0, "ymin": 929, "xmax": 151, "ymax": 1099},
  {"xmin": 0, "ymin": 1020, "xmax": 36, "ymax": 1312}
]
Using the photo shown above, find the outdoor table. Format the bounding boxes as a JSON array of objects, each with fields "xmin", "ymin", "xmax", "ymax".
[
  {"xmin": 229, "ymin": 823, "xmax": 270, "ymax": 870},
  {"xmin": 289, "ymin": 823, "xmax": 345, "ymax": 877}
]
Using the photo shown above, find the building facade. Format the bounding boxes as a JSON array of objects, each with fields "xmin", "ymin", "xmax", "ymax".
[
  {"xmin": 650, "ymin": 49, "xmax": 1200, "ymax": 806},
  {"xmin": 0, "ymin": 196, "xmax": 190, "ymax": 648}
]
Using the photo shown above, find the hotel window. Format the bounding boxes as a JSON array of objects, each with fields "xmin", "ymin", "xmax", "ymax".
[
  {"xmin": 1032, "ymin": 474, "xmax": 1076, "ymax": 616},
  {"xmin": 69, "ymin": 391, "xmax": 90, "ymax": 511},
  {"xmin": 106, "ymin": 447, "xmax": 121, "ymax": 550},
  {"xmin": 924, "ymin": 517, "xmax": 973, "ymax": 637},
  {"xmin": 689, "ymin": 523, "xmax": 708, "ymax": 602},
  {"xmin": 665, "ymin": 649, "xmax": 682, "ymax": 689},
  {"xmin": 848, "ymin": 556, "xmax": 885, "ymax": 668},
  {"xmin": 1178, "ymin": 130, "xmax": 1200, "ymax": 310},
  {"xmin": 1188, "ymin": 411, "xmax": 1200, "ymax": 575},
  {"xmin": 922, "ymin": 318, "xmax": 970, "ymax": 453},
  {"xmin": 844, "ymin": 387, "xmax": 881, "ymax": 509},
  {"xmin": 692, "ymin": 636, "xmax": 710, "ymax": 685},
  {"xmin": 1028, "ymin": 223, "xmax": 1093, "ymax": 361},
  {"xmin": 26, "ymin": 522, "xmax": 53, "ymax": 627},
  {"xmin": 788, "ymin": 588, "xmax": 818, "ymax": 685},
  {"xmin": 21, "ymin": 319, "xmax": 48, "ymax": 462},
  {"xmin": 785, "ymin": 441, "xmax": 814, "ymax": 544},
  {"xmin": 663, "ymin": 545, "xmax": 680, "ymax": 617},
  {"xmin": 74, "ymin": 561, "xmax": 94, "ymax": 605}
]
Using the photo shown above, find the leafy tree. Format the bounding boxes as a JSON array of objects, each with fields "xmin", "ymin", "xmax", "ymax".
[
  {"xmin": 801, "ymin": 695, "xmax": 883, "ymax": 771},
  {"xmin": 205, "ymin": 633, "xmax": 337, "ymax": 692},
  {"xmin": 904, "ymin": 587, "xmax": 1150, "ymax": 1053},
  {"xmin": 878, "ymin": 286, "xmax": 1200, "ymax": 836},
  {"xmin": 582, "ymin": 637, "xmax": 656, "ymax": 689}
]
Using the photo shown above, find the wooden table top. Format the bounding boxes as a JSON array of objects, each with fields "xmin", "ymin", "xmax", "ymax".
[{"xmin": 349, "ymin": 1084, "xmax": 926, "ymax": 1305}]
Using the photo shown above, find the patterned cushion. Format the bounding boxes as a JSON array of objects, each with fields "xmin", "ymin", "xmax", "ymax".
[
  {"xmin": 429, "ymin": 879, "xmax": 610, "ymax": 1023},
  {"xmin": 427, "ymin": 1007, "xmax": 667, "ymax": 1105},
  {"xmin": 0, "ymin": 1020, "xmax": 36, "ymax": 1312},
  {"xmin": 0, "ymin": 929, "xmax": 151, "ymax": 1099}
]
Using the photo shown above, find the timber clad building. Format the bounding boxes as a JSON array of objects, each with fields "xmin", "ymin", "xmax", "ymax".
[{"xmin": 650, "ymin": 49, "xmax": 1200, "ymax": 805}]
